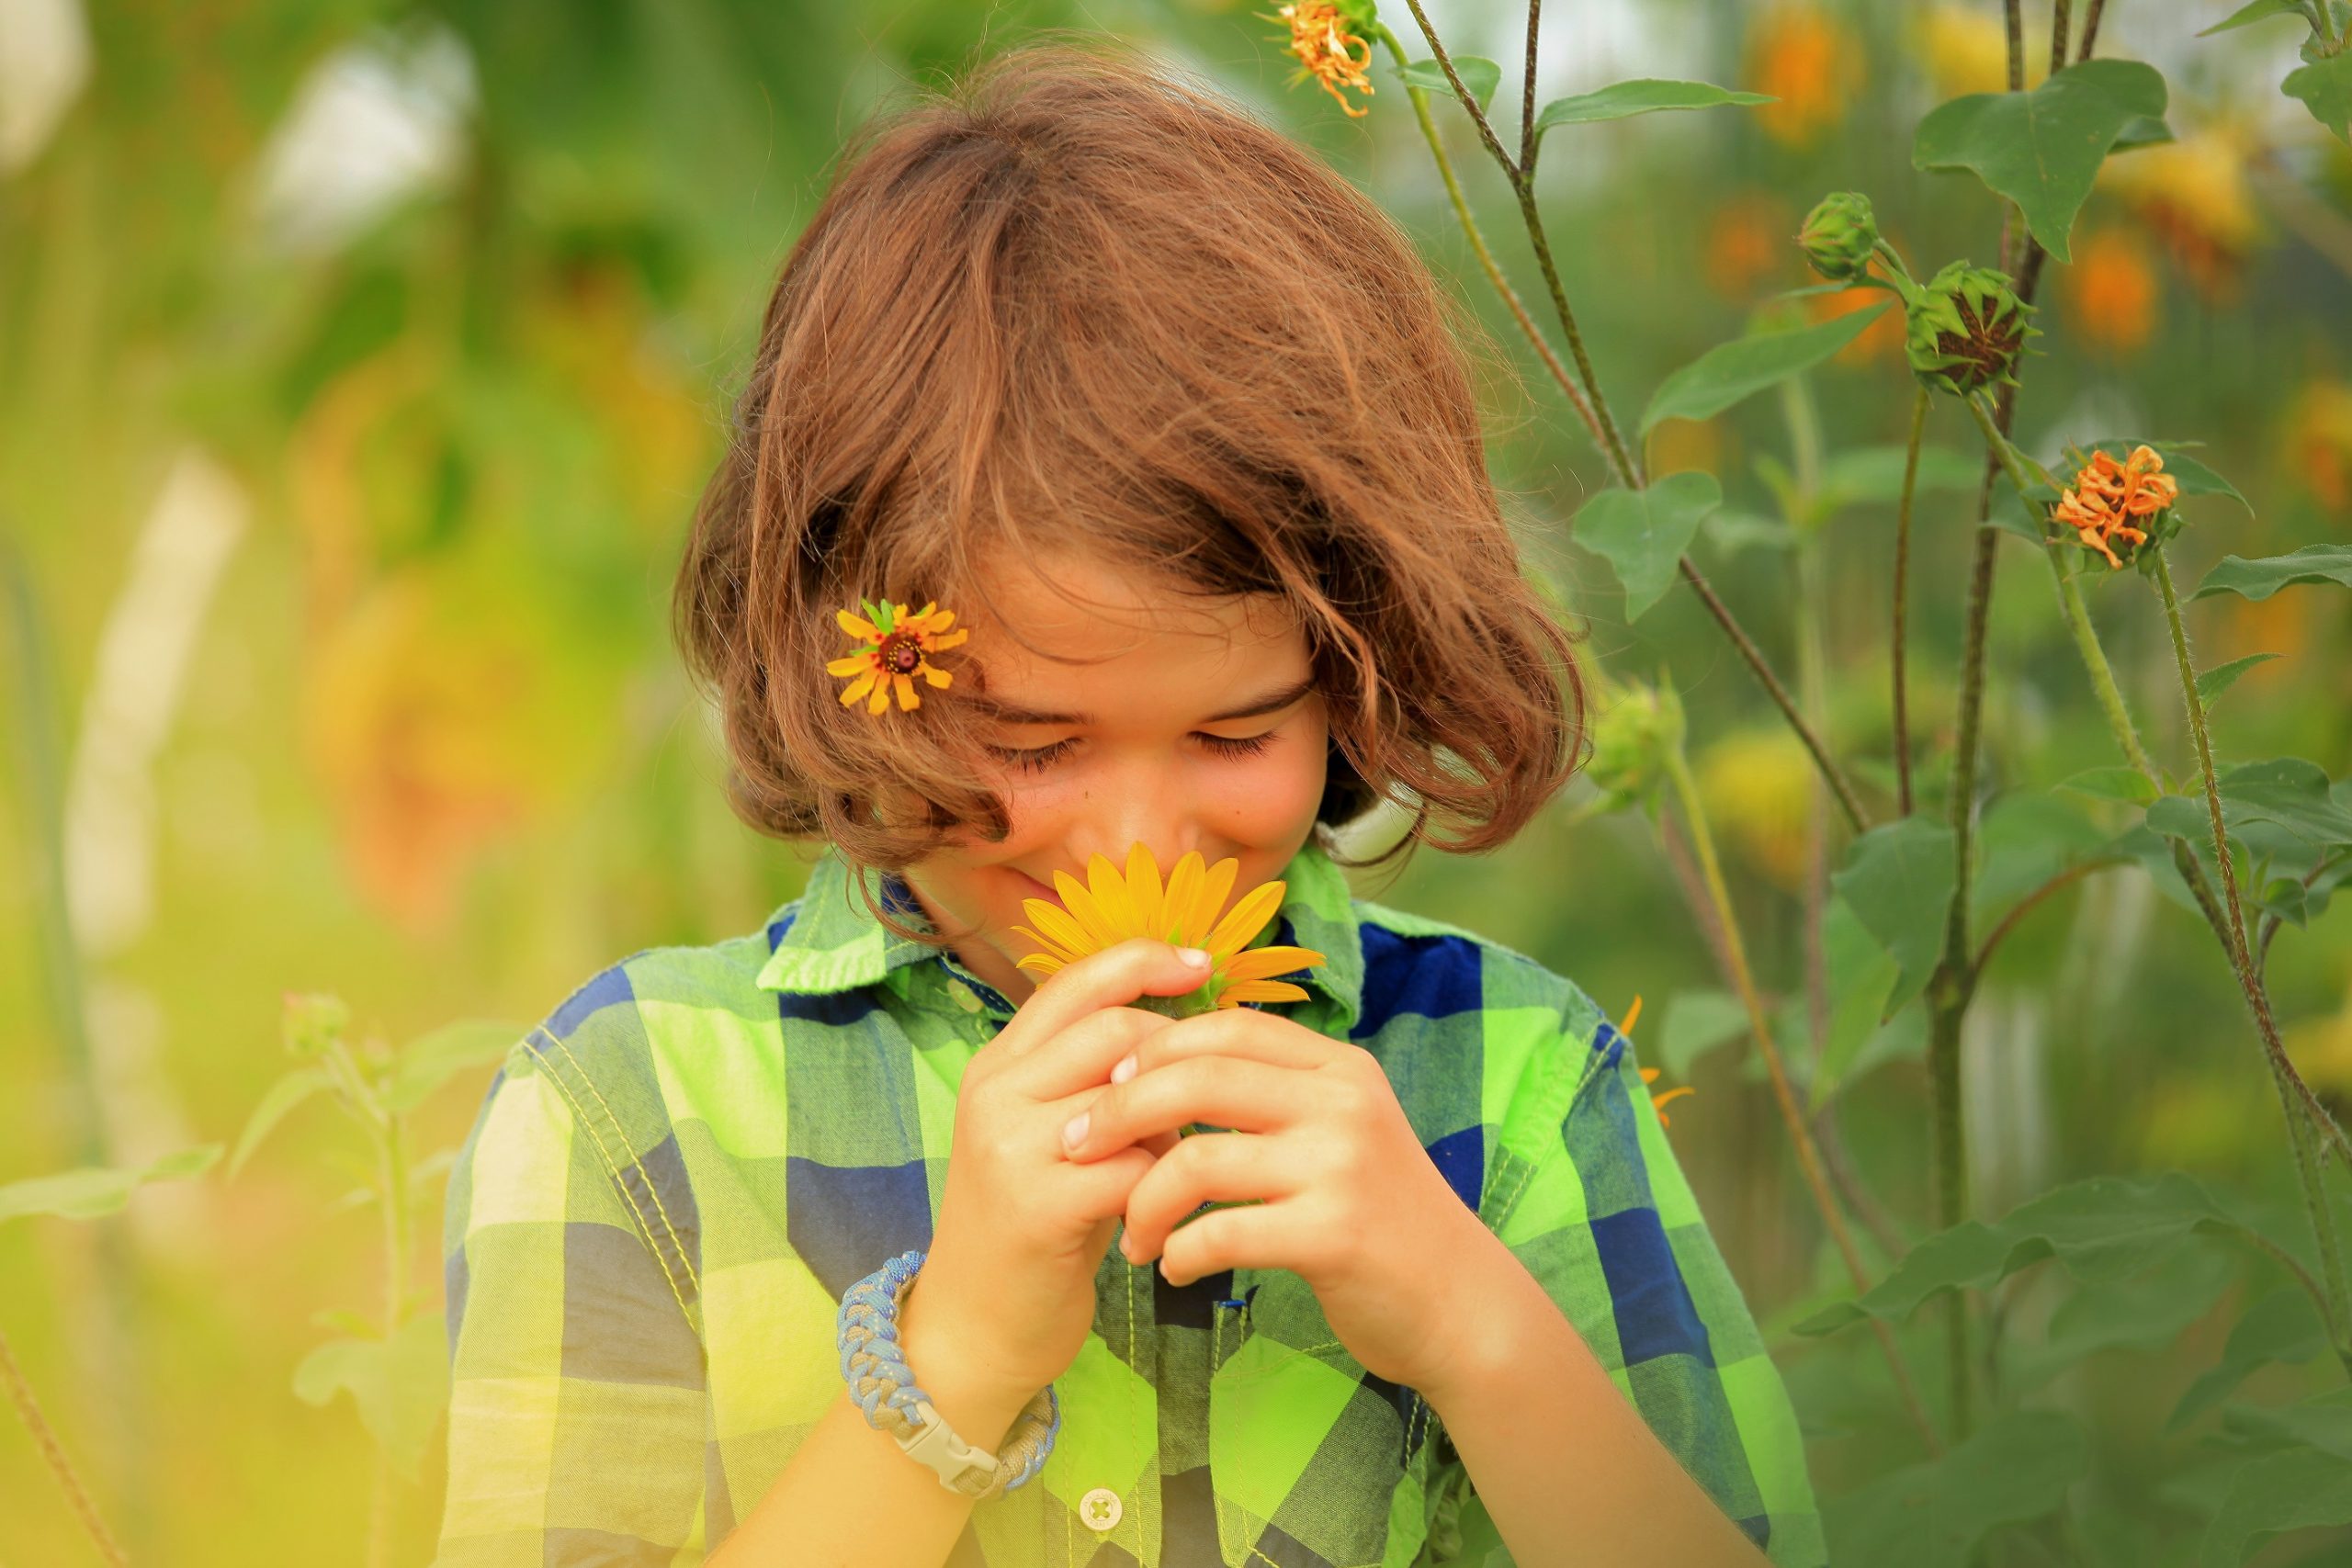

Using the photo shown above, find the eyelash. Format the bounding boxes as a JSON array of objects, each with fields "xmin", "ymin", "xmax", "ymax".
[{"xmin": 988, "ymin": 732, "xmax": 1275, "ymax": 776}]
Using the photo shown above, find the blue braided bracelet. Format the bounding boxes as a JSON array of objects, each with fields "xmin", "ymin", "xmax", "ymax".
[{"xmin": 837, "ymin": 1249, "xmax": 1060, "ymax": 1499}]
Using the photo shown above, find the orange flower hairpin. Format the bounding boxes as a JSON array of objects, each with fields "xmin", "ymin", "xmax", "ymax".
[{"xmin": 828, "ymin": 597, "xmax": 970, "ymax": 716}]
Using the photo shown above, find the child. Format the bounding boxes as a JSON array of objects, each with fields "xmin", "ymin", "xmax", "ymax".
[{"xmin": 435, "ymin": 34, "xmax": 1821, "ymax": 1568}]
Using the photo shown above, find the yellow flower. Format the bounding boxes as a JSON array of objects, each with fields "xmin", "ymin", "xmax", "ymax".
[
  {"xmin": 1010, "ymin": 842, "xmax": 1328, "ymax": 1012},
  {"xmin": 1618, "ymin": 998, "xmax": 1694, "ymax": 1127},
  {"xmin": 1265, "ymin": 1, "xmax": 1375, "ymax": 118},
  {"xmin": 828, "ymin": 598, "xmax": 969, "ymax": 715},
  {"xmin": 2096, "ymin": 124, "xmax": 2260, "ymax": 303}
]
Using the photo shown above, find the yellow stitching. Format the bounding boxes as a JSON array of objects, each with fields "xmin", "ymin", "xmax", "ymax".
[
  {"xmin": 546, "ymin": 1028, "xmax": 704, "ymax": 1302},
  {"xmin": 526, "ymin": 1035, "xmax": 698, "ymax": 1336},
  {"xmin": 1124, "ymin": 1249, "xmax": 1144, "ymax": 1562},
  {"xmin": 1483, "ymin": 1027, "xmax": 1618, "ymax": 1234}
]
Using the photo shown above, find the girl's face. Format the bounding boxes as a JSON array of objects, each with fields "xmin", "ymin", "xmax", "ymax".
[{"xmin": 899, "ymin": 549, "xmax": 1330, "ymax": 1007}]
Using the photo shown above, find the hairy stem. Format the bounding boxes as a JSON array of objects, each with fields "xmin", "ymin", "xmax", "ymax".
[
  {"xmin": 1664, "ymin": 747, "xmax": 1943, "ymax": 1454},
  {"xmin": 2154, "ymin": 546, "xmax": 2352, "ymax": 1357},
  {"xmin": 1892, "ymin": 386, "xmax": 1928, "ymax": 817},
  {"xmin": 0, "ymin": 1323, "xmax": 128, "ymax": 1566}
]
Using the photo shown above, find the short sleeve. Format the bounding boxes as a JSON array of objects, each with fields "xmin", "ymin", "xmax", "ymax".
[
  {"xmin": 1453, "ymin": 991, "xmax": 1826, "ymax": 1568},
  {"xmin": 434, "ymin": 1041, "xmax": 710, "ymax": 1566}
]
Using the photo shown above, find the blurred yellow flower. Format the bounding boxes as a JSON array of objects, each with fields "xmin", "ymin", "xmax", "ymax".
[
  {"xmin": 2285, "ymin": 378, "xmax": 2352, "ymax": 511},
  {"xmin": 2059, "ymin": 225, "xmax": 2159, "ymax": 358},
  {"xmin": 1010, "ymin": 842, "xmax": 1327, "ymax": 1011},
  {"xmin": 2097, "ymin": 124, "xmax": 2262, "ymax": 301},
  {"xmin": 1804, "ymin": 280, "xmax": 1907, "ymax": 365},
  {"xmin": 1744, "ymin": 4, "xmax": 1862, "ymax": 151},
  {"xmin": 1911, "ymin": 4, "xmax": 2047, "ymax": 99},
  {"xmin": 1697, "ymin": 728, "xmax": 1816, "ymax": 890}
]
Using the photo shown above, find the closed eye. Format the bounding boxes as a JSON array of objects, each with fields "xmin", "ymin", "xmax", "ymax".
[{"xmin": 986, "ymin": 732, "xmax": 1275, "ymax": 776}]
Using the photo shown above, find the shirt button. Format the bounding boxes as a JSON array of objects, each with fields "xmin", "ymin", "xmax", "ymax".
[
  {"xmin": 1080, "ymin": 1486, "xmax": 1123, "ymax": 1531},
  {"xmin": 946, "ymin": 979, "xmax": 982, "ymax": 1012}
]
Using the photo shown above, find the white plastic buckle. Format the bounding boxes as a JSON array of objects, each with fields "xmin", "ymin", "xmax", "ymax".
[{"xmin": 894, "ymin": 1396, "xmax": 1000, "ymax": 1494}]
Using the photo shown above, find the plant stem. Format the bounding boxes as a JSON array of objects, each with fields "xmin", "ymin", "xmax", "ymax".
[
  {"xmin": 1376, "ymin": 10, "xmax": 1869, "ymax": 834},
  {"xmin": 1663, "ymin": 746, "xmax": 1942, "ymax": 1455},
  {"xmin": 2154, "ymin": 546, "xmax": 2352, "ymax": 1356},
  {"xmin": 0, "ymin": 1323, "xmax": 128, "ymax": 1567},
  {"xmin": 1892, "ymin": 386, "xmax": 1928, "ymax": 817}
]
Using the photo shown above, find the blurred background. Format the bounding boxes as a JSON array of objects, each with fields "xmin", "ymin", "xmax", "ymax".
[{"xmin": 2, "ymin": 0, "xmax": 2346, "ymax": 1562}]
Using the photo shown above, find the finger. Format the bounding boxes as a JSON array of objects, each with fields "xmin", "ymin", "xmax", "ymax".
[
  {"xmin": 1118, "ymin": 1132, "xmax": 1295, "ymax": 1264},
  {"xmin": 1120, "ymin": 1007, "xmax": 1351, "ymax": 1081},
  {"xmin": 1050, "ymin": 1145, "xmax": 1159, "ymax": 1227},
  {"xmin": 1148, "ymin": 1197, "xmax": 1304, "ymax": 1289},
  {"xmin": 1061, "ymin": 1055, "xmax": 1313, "ymax": 1162},
  {"xmin": 999, "ymin": 1004, "xmax": 1174, "ymax": 1103},
  {"xmin": 994, "ymin": 937, "xmax": 1212, "ymax": 1056}
]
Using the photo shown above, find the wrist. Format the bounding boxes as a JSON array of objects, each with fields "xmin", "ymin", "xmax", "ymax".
[
  {"xmin": 1419, "ymin": 1224, "xmax": 1568, "ymax": 1413},
  {"xmin": 895, "ymin": 1268, "xmax": 1046, "ymax": 1450}
]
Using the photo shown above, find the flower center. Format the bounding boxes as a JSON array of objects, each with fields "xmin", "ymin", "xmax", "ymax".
[{"xmin": 878, "ymin": 631, "xmax": 923, "ymax": 674}]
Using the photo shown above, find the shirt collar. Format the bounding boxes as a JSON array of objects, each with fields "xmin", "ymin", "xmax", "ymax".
[{"xmin": 754, "ymin": 840, "xmax": 1365, "ymax": 1032}]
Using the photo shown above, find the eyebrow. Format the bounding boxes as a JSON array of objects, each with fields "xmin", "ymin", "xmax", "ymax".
[{"xmin": 969, "ymin": 672, "xmax": 1318, "ymax": 728}]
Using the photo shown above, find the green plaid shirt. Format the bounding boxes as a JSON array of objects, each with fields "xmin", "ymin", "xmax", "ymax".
[{"xmin": 435, "ymin": 840, "xmax": 1823, "ymax": 1567}]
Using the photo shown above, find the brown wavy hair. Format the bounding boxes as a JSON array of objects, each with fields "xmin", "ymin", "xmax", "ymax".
[{"xmin": 672, "ymin": 32, "xmax": 1586, "ymax": 935}]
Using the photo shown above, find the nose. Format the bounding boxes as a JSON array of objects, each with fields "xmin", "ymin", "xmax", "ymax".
[{"xmin": 1062, "ymin": 754, "xmax": 1208, "ymax": 879}]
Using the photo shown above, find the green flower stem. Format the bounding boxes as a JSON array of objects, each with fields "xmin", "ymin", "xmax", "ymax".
[
  {"xmin": 1893, "ymin": 386, "xmax": 1929, "ymax": 816},
  {"xmin": 1662, "ymin": 745, "xmax": 1943, "ymax": 1456},
  {"xmin": 1373, "ymin": 17, "xmax": 1868, "ymax": 837},
  {"xmin": 0, "ymin": 1324, "xmax": 128, "ymax": 1566},
  {"xmin": 2154, "ymin": 547, "xmax": 2352, "ymax": 1359}
]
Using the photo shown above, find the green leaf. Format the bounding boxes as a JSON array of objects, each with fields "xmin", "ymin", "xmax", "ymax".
[
  {"xmin": 1817, "ymin": 445, "xmax": 1984, "ymax": 512},
  {"xmin": 293, "ymin": 1311, "xmax": 451, "ymax": 1481},
  {"xmin": 1639, "ymin": 306, "xmax": 1891, "ymax": 434},
  {"xmin": 1811, "ymin": 897, "xmax": 1902, "ymax": 1104},
  {"xmin": 1826, "ymin": 1410, "xmax": 2088, "ymax": 1568},
  {"xmin": 2196, "ymin": 652, "xmax": 2281, "ymax": 711},
  {"xmin": 1913, "ymin": 59, "xmax": 2170, "ymax": 263},
  {"xmin": 2061, "ymin": 766, "xmax": 2159, "ymax": 806},
  {"xmin": 1829, "ymin": 817, "xmax": 1957, "ymax": 1018},
  {"xmin": 1795, "ymin": 1172, "xmax": 2249, "ymax": 1335},
  {"xmin": 385, "ymin": 1018, "xmax": 525, "ymax": 1115},
  {"xmin": 2004, "ymin": 1245, "xmax": 2236, "ymax": 1386},
  {"xmin": 2191, "ymin": 545, "xmax": 2352, "ymax": 602},
  {"xmin": 2109, "ymin": 115, "xmax": 2176, "ymax": 152},
  {"xmin": 2199, "ymin": 0, "xmax": 2314, "ymax": 35},
  {"xmin": 1700, "ymin": 509, "xmax": 1795, "ymax": 557},
  {"xmin": 2285, "ymin": 52, "xmax": 2352, "ymax": 144},
  {"xmin": 2149, "ymin": 760, "xmax": 2352, "ymax": 855},
  {"xmin": 2169, "ymin": 1289, "xmax": 2328, "ymax": 1431},
  {"xmin": 1657, "ymin": 990, "xmax": 1747, "ymax": 1077},
  {"xmin": 1571, "ymin": 471, "xmax": 1722, "ymax": 620},
  {"xmin": 1393, "ymin": 56, "xmax": 1503, "ymax": 114},
  {"xmin": 1532, "ymin": 78, "xmax": 1773, "ymax": 133},
  {"xmin": 0, "ymin": 1144, "xmax": 223, "ymax": 1225},
  {"xmin": 2200, "ymin": 1441, "xmax": 2352, "ymax": 1566},
  {"xmin": 227, "ymin": 1066, "xmax": 332, "ymax": 1180},
  {"xmin": 1971, "ymin": 790, "xmax": 2110, "ymax": 930}
]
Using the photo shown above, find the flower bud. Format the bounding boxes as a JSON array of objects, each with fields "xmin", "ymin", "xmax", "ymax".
[
  {"xmin": 1584, "ymin": 676, "xmax": 1686, "ymax": 817},
  {"xmin": 281, "ymin": 991, "xmax": 350, "ymax": 1058},
  {"xmin": 1905, "ymin": 259, "xmax": 2041, "ymax": 398},
  {"xmin": 1796, "ymin": 191, "xmax": 1879, "ymax": 283}
]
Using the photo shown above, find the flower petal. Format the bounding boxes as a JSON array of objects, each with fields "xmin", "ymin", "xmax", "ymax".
[
  {"xmin": 1125, "ymin": 843, "xmax": 1165, "ymax": 944},
  {"xmin": 1020, "ymin": 902, "xmax": 1096, "ymax": 960},
  {"xmin": 1015, "ymin": 953, "xmax": 1065, "ymax": 976},
  {"xmin": 919, "ymin": 662, "xmax": 951, "ymax": 688},
  {"xmin": 1204, "ymin": 879, "xmax": 1285, "ymax": 963},
  {"xmin": 866, "ymin": 680, "xmax": 889, "ymax": 714},
  {"xmin": 927, "ymin": 627, "xmax": 970, "ymax": 651},
  {"xmin": 1219, "ymin": 945, "xmax": 1326, "ymax": 983},
  {"xmin": 826, "ymin": 653, "xmax": 875, "ymax": 676},
  {"xmin": 839, "ymin": 671, "xmax": 878, "ymax": 706},
  {"xmin": 1187, "ymin": 857, "xmax": 1240, "ymax": 947},
  {"xmin": 1052, "ymin": 869, "xmax": 1122, "ymax": 951},
  {"xmin": 1088, "ymin": 852, "xmax": 1141, "ymax": 941},
  {"xmin": 1161, "ymin": 852, "xmax": 1205, "ymax": 943},
  {"xmin": 836, "ymin": 609, "xmax": 879, "ymax": 639},
  {"xmin": 1216, "ymin": 979, "xmax": 1309, "ymax": 1007},
  {"xmin": 894, "ymin": 672, "xmax": 919, "ymax": 709}
]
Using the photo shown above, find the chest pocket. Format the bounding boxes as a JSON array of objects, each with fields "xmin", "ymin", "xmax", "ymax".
[{"xmin": 1209, "ymin": 1269, "xmax": 1439, "ymax": 1567}]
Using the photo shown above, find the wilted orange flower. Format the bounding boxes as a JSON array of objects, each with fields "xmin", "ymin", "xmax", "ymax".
[
  {"xmin": 1011, "ymin": 843, "xmax": 1328, "ymax": 1011},
  {"xmin": 1618, "ymin": 997, "xmax": 1696, "ymax": 1127},
  {"xmin": 1744, "ymin": 4, "xmax": 1861, "ymax": 150},
  {"xmin": 1265, "ymin": 1, "xmax": 1375, "ymax": 118},
  {"xmin": 2061, "ymin": 226, "xmax": 2158, "ymax": 358},
  {"xmin": 2051, "ymin": 445, "xmax": 2179, "ymax": 570},
  {"xmin": 828, "ymin": 598, "xmax": 969, "ymax": 715}
]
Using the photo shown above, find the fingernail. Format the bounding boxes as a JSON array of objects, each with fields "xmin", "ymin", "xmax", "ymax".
[
  {"xmin": 1061, "ymin": 1111, "xmax": 1089, "ymax": 1149},
  {"xmin": 1175, "ymin": 946, "xmax": 1211, "ymax": 968},
  {"xmin": 1112, "ymin": 1053, "xmax": 1137, "ymax": 1084}
]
